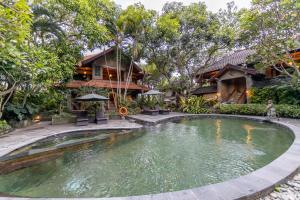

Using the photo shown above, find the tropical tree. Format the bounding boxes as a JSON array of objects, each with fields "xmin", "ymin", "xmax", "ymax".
[
  {"xmin": 143, "ymin": 2, "xmax": 235, "ymax": 95},
  {"xmin": 0, "ymin": 0, "xmax": 32, "ymax": 118},
  {"xmin": 116, "ymin": 3, "xmax": 155, "ymax": 99},
  {"xmin": 0, "ymin": 0, "xmax": 117, "ymax": 120},
  {"xmin": 239, "ymin": 0, "xmax": 300, "ymax": 83},
  {"xmin": 176, "ymin": 2, "xmax": 237, "ymax": 95},
  {"xmin": 142, "ymin": 7, "xmax": 180, "ymax": 88}
]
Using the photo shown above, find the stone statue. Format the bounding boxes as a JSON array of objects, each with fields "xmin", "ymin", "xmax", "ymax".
[{"xmin": 266, "ymin": 100, "xmax": 277, "ymax": 120}]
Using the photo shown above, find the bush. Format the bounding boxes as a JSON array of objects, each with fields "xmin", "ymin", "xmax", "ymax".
[
  {"xmin": 0, "ymin": 120, "xmax": 11, "ymax": 133},
  {"xmin": 118, "ymin": 96, "xmax": 142, "ymax": 115},
  {"xmin": 3, "ymin": 89, "xmax": 66, "ymax": 122},
  {"xmin": 4, "ymin": 103, "xmax": 39, "ymax": 121},
  {"xmin": 180, "ymin": 96, "xmax": 212, "ymax": 114},
  {"xmin": 275, "ymin": 105, "xmax": 300, "ymax": 118},
  {"xmin": 251, "ymin": 85, "xmax": 300, "ymax": 105},
  {"xmin": 215, "ymin": 104, "xmax": 300, "ymax": 118},
  {"xmin": 216, "ymin": 104, "xmax": 266, "ymax": 116}
]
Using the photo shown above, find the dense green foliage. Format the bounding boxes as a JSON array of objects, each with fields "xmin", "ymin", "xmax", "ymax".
[
  {"xmin": 239, "ymin": 0, "xmax": 300, "ymax": 82},
  {"xmin": 3, "ymin": 89, "xmax": 65, "ymax": 121},
  {"xmin": 143, "ymin": 2, "xmax": 237, "ymax": 94},
  {"xmin": 1, "ymin": 0, "xmax": 299, "ymax": 122},
  {"xmin": 215, "ymin": 104, "xmax": 300, "ymax": 118},
  {"xmin": 215, "ymin": 104, "xmax": 266, "ymax": 116},
  {"xmin": 0, "ymin": 0, "xmax": 116, "ymax": 121},
  {"xmin": 118, "ymin": 97, "xmax": 141, "ymax": 115},
  {"xmin": 250, "ymin": 85, "xmax": 300, "ymax": 105},
  {"xmin": 0, "ymin": 120, "xmax": 11, "ymax": 133},
  {"xmin": 180, "ymin": 96, "xmax": 214, "ymax": 114},
  {"xmin": 139, "ymin": 96, "xmax": 159, "ymax": 110}
]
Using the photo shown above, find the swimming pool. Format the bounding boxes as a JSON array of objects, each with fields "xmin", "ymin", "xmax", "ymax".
[{"xmin": 0, "ymin": 118, "xmax": 294, "ymax": 198}]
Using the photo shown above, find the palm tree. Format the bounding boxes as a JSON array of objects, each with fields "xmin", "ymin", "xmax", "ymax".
[{"xmin": 31, "ymin": 6, "xmax": 65, "ymax": 45}]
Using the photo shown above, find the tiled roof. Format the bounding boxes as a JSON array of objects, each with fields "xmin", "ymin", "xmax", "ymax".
[
  {"xmin": 211, "ymin": 64, "xmax": 257, "ymax": 79},
  {"xmin": 79, "ymin": 47, "xmax": 143, "ymax": 72},
  {"xmin": 201, "ymin": 49, "xmax": 256, "ymax": 74},
  {"xmin": 66, "ymin": 80, "xmax": 149, "ymax": 91}
]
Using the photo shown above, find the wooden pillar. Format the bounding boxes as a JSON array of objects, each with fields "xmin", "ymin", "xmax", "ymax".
[
  {"xmin": 217, "ymin": 79, "xmax": 222, "ymax": 102},
  {"xmin": 67, "ymin": 93, "xmax": 72, "ymax": 111}
]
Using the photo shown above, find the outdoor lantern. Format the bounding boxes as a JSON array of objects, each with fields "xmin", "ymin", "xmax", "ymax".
[
  {"xmin": 246, "ymin": 90, "xmax": 251, "ymax": 97},
  {"xmin": 33, "ymin": 115, "xmax": 41, "ymax": 123}
]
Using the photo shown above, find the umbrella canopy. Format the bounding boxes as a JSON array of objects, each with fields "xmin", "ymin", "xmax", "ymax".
[
  {"xmin": 142, "ymin": 90, "xmax": 164, "ymax": 96},
  {"xmin": 75, "ymin": 93, "xmax": 109, "ymax": 101}
]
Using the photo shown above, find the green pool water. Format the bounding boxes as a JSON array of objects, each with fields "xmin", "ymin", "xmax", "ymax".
[{"xmin": 0, "ymin": 118, "xmax": 294, "ymax": 198}]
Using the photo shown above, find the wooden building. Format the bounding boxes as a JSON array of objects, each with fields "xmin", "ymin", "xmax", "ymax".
[
  {"xmin": 193, "ymin": 49, "xmax": 300, "ymax": 104},
  {"xmin": 66, "ymin": 47, "xmax": 148, "ymax": 109}
]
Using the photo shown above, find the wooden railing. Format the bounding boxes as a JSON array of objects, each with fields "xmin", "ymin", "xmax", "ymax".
[
  {"xmin": 226, "ymin": 88, "xmax": 237, "ymax": 102},
  {"xmin": 225, "ymin": 88, "xmax": 246, "ymax": 104}
]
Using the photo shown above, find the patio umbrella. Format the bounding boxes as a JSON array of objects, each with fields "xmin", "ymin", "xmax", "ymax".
[
  {"xmin": 142, "ymin": 90, "xmax": 164, "ymax": 96},
  {"xmin": 75, "ymin": 93, "xmax": 109, "ymax": 101},
  {"xmin": 75, "ymin": 94, "xmax": 109, "ymax": 117}
]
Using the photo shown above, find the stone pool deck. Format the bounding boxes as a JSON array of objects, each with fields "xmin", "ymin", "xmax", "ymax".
[
  {"xmin": 1, "ymin": 113, "xmax": 300, "ymax": 200},
  {"xmin": 127, "ymin": 112, "xmax": 191, "ymax": 125},
  {"xmin": 0, "ymin": 120, "xmax": 142, "ymax": 158},
  {"xmin": 127, "ymin": 112, "xmax": 268, "ymax": 125}
]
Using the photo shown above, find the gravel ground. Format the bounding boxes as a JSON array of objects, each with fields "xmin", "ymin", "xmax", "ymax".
[{"xmin": 261, "ymin": 173, "xmax": 300, "ymax": 200}]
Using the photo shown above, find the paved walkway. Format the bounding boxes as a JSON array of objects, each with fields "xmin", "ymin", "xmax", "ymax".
[{"xmin": 0, "ymin": 120, "xmax": 142, "ymax": 158}]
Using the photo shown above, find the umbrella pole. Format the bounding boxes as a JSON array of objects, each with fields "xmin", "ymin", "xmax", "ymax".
[{"xmin": 94, "ymin": 103, "xmax": 98, "ymax": 123}]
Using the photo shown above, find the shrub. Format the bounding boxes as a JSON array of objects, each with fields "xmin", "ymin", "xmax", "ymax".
[
  {"xmin": 216, "ymin": 104, "xmax": 266, "ymax": 116},
  {"xmin": 128, "ymin": 107, "xmax": 142, "ymax": 115},
  {"xmin": 180, "ymin": 96, "xmax": 212, "ymax": 114},
  {"xmin": 251, "ymin": 85, "xmax": 300, "ymax": 105},
  {"xmin": 0, "ymin": 120, "xmax": 11, "ymax": 133},
  {"xmin": 215, "ymin": 104, "xmax": 300, "ymax": 118},
  {"xmin": 3, "ymin": 89, "xmax": 67, "ymax": 122},
  {"xmin": 275, "ymin": 105, "xmax": 300, "ymax": 118},
  {"xmin": 4, "ymin": 103, "xmax": 39, "ymax": 121},
  {"xmin": 118, "ymin": 96, "xmax": 142, "ymax": 115},
  {"xmin": 250, "ymin": 87, "xmax": 277, "ymax": 104}
]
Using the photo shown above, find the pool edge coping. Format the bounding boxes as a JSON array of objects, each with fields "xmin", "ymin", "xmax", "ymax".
[{"xmin": 0, "ymin": 114, "xmax": 300, "ymax": 200}]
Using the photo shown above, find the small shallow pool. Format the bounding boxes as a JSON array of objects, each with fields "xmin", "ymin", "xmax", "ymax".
[{"xmin": 0, "ymin": 118, "xmax": 294, "ymax": 198}]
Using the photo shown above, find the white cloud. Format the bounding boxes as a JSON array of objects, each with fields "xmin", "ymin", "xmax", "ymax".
[{"xmin": 114, "ymin": 0, "xmax": 251, "ymax": 12}]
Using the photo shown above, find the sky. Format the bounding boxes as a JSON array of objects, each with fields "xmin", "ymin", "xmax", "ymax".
[{"xmin": 114, "ymin": 0, "xmax": 251, "ymax": 12}]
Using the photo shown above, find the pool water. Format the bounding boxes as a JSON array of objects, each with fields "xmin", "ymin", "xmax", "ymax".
[{"xmin": 0, "ymin": 118, "xmax": 294, "ymax": 198}]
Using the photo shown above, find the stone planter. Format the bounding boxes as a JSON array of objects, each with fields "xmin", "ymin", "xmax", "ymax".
[
  {"xmin": 142, "ymin": 110, "xmax": 159, "ymax": 116},
  {"xmin": 51, "ymin": 115, "xmax": 76, "ymax": 125},
  {"xmin": 11, "ymin": 120, "xmax": 34, "ymax": 129},
  {"xmin": 159, "ymin": 110, "xmax": 170, "ymax": 115},
  {"xmin": 109, "ymin": 115, "xmax": 122, "ymax": 120},
  {"xmin": 0, "ymin": 128, "xmax": 13, "ymax": 137}
]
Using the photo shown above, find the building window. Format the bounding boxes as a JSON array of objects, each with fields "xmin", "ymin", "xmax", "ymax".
[{"xmin": 94, "ymin": 66, "xmax": 101, "ymax": 77}]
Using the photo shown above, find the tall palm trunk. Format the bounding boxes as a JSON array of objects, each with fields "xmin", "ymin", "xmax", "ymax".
[{"xmin": 123, "ymin": 41, "xmax": 137, "ymax": 100}]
